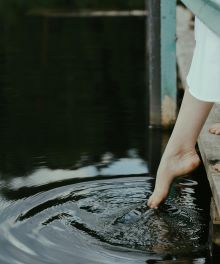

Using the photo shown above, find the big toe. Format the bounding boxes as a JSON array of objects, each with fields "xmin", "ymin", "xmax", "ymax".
[
  {"xmin": 147, "ymin": 195, "xmax": 156, "ymax": 208},
  {"xmin": 147, "ymin": 192, "xmax": 166, "ymax": 209}
]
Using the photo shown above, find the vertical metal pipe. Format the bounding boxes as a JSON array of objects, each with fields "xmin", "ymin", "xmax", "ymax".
[
  {"xmin": 147, "ymin": 0, "xmax": 177, "ymax": 128},
  {"xmin": 161, "ymin": 0, "xmax": 177, "ymax": 128},
  {"xmin": 147, "ymin": 0, "xmax": 161, "ymax": 128}
]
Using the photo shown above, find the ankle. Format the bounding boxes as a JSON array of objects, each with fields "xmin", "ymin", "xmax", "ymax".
[{"xmin": 163, "ymin": 144, "xmax": 196, "ymax": 159}]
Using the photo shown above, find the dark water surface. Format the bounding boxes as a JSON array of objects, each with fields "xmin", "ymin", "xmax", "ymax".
[{"xmin": 0, "ymin": 14, "xmax": 212, "ymax": 263}]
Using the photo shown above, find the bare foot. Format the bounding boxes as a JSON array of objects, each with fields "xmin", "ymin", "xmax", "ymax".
[
  {"xmin": 147, "ymin": 149, "xmax": 200, "ymax": 209},
  {"xmin": 209, "ymin": 123, "xmax": 220, "ymax": 135},
  {"xmin": 213, "ymin": 164, "xmax": 220, "ymax": 172}
]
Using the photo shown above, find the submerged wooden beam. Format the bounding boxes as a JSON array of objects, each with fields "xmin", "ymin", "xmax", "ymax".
[
  {"xmin": 210, "ymin": 199, "xmax": 220, "ymax": 253},
  {"xmin": 211, "ymin": 198, "xmax": 220, "ymax": 225},
  {"xmin": 181, "ymin": 0, "xmax": 220, "ymax": 37}
]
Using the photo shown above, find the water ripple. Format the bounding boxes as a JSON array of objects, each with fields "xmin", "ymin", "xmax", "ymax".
[{"xmin": 0, "ymin": 176, "xmax": 209, "ymax": 264}]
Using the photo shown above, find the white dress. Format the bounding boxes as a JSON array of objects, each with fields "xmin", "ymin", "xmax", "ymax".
[{"xmin": 186, "ymin": 0, "xmax": 220, "ymax": 102}]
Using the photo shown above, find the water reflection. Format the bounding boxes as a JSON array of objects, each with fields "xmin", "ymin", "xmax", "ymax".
[
  {"xmin": 0, "ymin": 175, "xmax": 210, "ymax": 264},
  {"xmin": 0, "ymin": 15, "xmax": 147, "ymax": 178}
]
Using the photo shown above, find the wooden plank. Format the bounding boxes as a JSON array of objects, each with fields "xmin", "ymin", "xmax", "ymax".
[
  {"xmin": 196, "ymin": 106, "xmax": 220, "ymax": 249},
  {"xmin": 210, "ymin": 198, "xmax": 220, "ymax": 248},
  {"xmin": 198, "ymin": 105, "xmax": 220, "ymax": 216},
  {"xmin": 147, "ymin": 0, "xmax": 161, "ymax": 127},
  {"xmin": 181, "ymin": 0, "xmax": 220, "ymax": 37},
  {"xmin": 211, "ymin": 198, "xmax": 220, "ymax": 225},
  {"xmin": 28, "ymin": 9, "xmax": 148, "ymax": 17},
  {"xmin": 161, "ymin": 0, "xmax": 177, "ymax": 128}
]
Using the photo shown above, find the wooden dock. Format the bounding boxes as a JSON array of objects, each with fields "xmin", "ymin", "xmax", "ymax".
[
  {"xmin": 199, "ymin": 105, "xmax": 220, "ymax": 225},
  {"xmin": 177, "ymin": 5, "xmax": 220, "ymax": 249}
]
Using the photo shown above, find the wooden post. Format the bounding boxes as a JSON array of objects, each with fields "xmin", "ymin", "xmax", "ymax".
[
  {"xmin": 147, "ymin": 0, "xmax": 161, "ymax": 127},
  {"xmin": 209, "ymin": 199, "xmax": 220, "ymax": 256},
  {"xmin": 161, "ymin": 0, "xmax": 177, "ymax": 128},
  {"xmin": 147, "ymin": 0, "xmax": 177, "ymax": 128}
]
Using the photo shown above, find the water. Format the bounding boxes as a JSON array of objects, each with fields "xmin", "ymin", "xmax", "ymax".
[
  {"xmin": 0, "ymin": 12, "xmax": 212, "ymax": 264},
  {"xmin": 0, "ymin": 175, "xmax": 211, "ymax": 263}
]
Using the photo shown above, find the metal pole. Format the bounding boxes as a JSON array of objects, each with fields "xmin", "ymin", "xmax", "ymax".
[
  {"xmin": 147, "ymin": 0, "xmax": 161, "ymax": 128},
  {"xmin": 161, "ymin": 0, "xmax": 177, "ymax": 128},
  {"xmin": 147, "ymin": 0, "xmax": 177, "ymax": 128}
]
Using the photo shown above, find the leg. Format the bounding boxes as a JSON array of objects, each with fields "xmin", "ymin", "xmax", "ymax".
[{"xmin": 147, "ymin": 89, "xmax": 213, "ymax": 209}]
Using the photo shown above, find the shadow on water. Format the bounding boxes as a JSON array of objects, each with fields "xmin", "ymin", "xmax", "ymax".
[{"xmin": 0, "ymin": 8, "xmax": 213, "ymax": 264}]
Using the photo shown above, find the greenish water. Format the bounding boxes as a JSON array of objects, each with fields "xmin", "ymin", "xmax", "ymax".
[
  {"xmin": 0, "ymin": 15, "xmax": 146, "ymax": 174},
  {"xmin": 0, "ymin": 12, "xmax": 214, "ymax": 264}
]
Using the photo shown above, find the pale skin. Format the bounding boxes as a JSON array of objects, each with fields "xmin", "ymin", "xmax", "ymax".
[{"xmin": 147, "ymin": 89, "xmax": 217, "ymax": 209}]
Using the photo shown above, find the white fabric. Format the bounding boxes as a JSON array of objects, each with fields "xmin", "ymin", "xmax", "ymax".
[{"xmin": 186, "ymin": 0, "xmax": 220, "ymax": 102}]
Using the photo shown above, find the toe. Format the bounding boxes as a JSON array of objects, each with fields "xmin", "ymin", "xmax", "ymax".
[
  {"xmin": 149, "ymin": 197, "xmax": 162, "ymax": 209},
  {"xmin": 213, "ymin": 164, "xmax": 220, "ymax": 172},
  {"xmin": 147, "ymin": 193, "xmax": 165, "ymax": 209},
  {"xmin": 147, "ymin": 195, "xmax": 156, "ymax": 208},
  {"xmin": 209, "ymin": 123, "xmax": 220, "ymax": 135},
  {"xmin": 149, "ymin": 200, "xmax": 159, "ymax": 209},
  {"xmin": 147, "ymin": 195, "xmax": 153, "ymax": 207},
  {"xmin": 209, "ymin": 128, "xmax": 216, "ymax": 134}
]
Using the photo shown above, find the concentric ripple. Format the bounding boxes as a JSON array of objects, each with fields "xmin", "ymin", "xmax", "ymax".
[{"xmin": 0, "ymin": 176, "xmax": 209, "ymax": 264}]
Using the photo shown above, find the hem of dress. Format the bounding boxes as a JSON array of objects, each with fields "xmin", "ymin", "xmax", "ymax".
[{"xmin": 186, "ymin": 79, "xmax": 220, "ymax": 104}]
